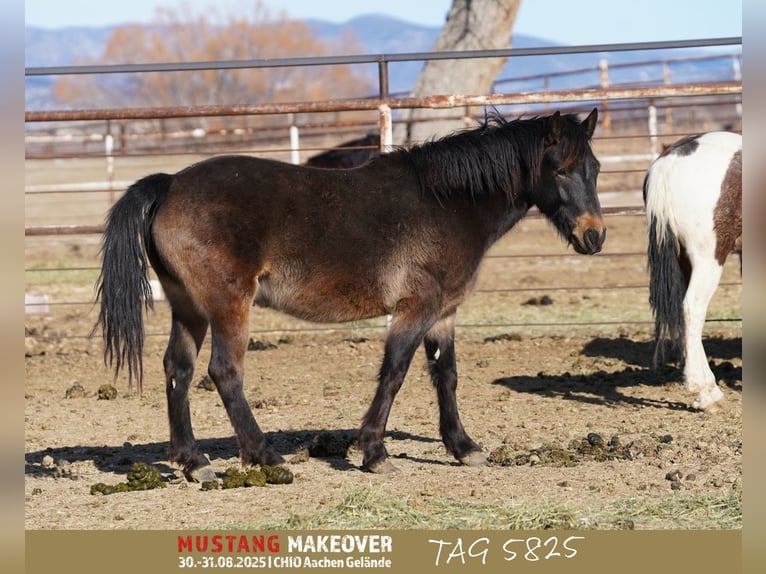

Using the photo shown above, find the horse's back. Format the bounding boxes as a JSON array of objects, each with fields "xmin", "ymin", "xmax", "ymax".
[
  {"xmin": 696, "ymin": 131, "xmax": 741, "ymax": 152},
  {"xmin": 645, "ymin": 132, "xmax": 741, "ymax": 248},
  {"xmin": 652, "ymin": 131, "xmax": 740, "ymax": 199},
  {"xmin": 149, "ymin": 154, "xmax": 436, "ymax": 323}
]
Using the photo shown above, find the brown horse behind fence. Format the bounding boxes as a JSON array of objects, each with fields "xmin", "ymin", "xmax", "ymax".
[{"xmin": 95, "ymin": 109, "xmax": 605, "ymax": 478}]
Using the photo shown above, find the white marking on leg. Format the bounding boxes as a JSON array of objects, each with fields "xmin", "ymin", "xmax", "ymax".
[{"xmin": 683, "ymin": 259, "xmax": 724, "ymax": 410}]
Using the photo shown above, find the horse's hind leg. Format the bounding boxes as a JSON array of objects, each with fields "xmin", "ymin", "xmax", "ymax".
[
  {"xmin": 683, "ymin": 256, "xmax": 725, "ymax": 411},
  {"xmin": 163, "ymin": 307, "xmax": 212, "ymax": 480},
  {"xmin": 423, "ymin": 315, "xmax": 486, "ymax": 467},
  {"xmin": 207, "ymin": 300, "xmax": 284, "ymax": 468}
]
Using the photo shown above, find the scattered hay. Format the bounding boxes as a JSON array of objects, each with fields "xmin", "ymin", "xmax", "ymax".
[
  {"xmin": 256, "ymin": 487, "xmax": 582, "ymax": 530},
  {"xmin": 583, "ymin": 491, "xmax": 742, "ymax": 529},
  {"xmin": 277, "ymin": 487, "xmax": 428, "ymax": 530},
  {"xmin": 251, "ymin": 486, "xmax": 741, "ymax": 531}
]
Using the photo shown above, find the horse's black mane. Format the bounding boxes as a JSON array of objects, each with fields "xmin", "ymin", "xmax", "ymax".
[{"xmin": 388, "ymin": 112, "xmax": 590, "ymax": 205}]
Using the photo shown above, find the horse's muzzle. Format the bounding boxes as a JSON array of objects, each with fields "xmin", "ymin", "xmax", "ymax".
[{"xmin": 570, "ymin": 217, "xmax": 606, "ymax": 255}]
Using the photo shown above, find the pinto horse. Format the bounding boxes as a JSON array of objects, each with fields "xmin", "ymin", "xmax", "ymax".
[
  {"xmin": 644, "ymin": 131, "xmax": 741, "ymax": 411},
  {"xmin": 95, "ymin": 109, "xmax": 605, "ymax": 479}
]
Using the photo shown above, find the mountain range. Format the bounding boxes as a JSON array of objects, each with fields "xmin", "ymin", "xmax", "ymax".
[{"xmin": 25, "ymin": 14, "xmax": 740, "ymax": 110}]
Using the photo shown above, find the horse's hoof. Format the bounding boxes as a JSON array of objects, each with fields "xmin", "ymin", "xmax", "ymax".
[
  {"xmin": 185, "ymin": 464, "xmax": 217, "ymax": 483},
  {"xmin": 692, "ymin": 391, "xmax": 726, "ymax": 412},
  {"xmin": 700, "ymin": 398, "xmax": 725, "ymax": 413},
  {"xmin": 459, "ymin": 451, "xmax": 488, "ymax": 467},
  {"xmin": 366, "ymin": 459, "xmax": 400, "ymax": 474}
]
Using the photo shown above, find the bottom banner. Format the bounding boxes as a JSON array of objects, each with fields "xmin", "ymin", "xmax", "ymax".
[{"xmin": 26, "ymin": 529, "xmax": 741, "ymax": 573}]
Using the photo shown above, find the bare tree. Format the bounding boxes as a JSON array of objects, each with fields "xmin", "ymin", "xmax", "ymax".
[
  {"xmin": 52, "ymin": 1, "xmax": 372, "ymax": 130},
  {"xmin": 394, "ymin": 0, "xmax": 521, "ymax": 145}
]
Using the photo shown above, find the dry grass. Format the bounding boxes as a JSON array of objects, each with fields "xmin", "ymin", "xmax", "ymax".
[{"xmin": 218, "ymin": 485, "xmax": 741, "ymax": 531}]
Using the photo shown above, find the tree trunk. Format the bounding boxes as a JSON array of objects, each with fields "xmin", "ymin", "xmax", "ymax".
[{"xmin": 394, "ymin": 0, "xmax": 521, "ymax": 145}]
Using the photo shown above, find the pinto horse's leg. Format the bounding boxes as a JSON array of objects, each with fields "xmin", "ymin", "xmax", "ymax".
[
  {"xmin": 683, "ymin": 256, "xmax": 725, "ymax": 411},
  {"xmin": 423, "ymin": 315, "xmax": 486, "ymax": 467},
  {"xmin": 207, "ymin": 299, "xmax": 284, "ymax": 468},
  {"xmin": 359, "ymin": 304, "xmax": 438, "ymax": 474},
  {"xmin": 163, "ymin": 309, "xmax": 212, "ymax": 481}
]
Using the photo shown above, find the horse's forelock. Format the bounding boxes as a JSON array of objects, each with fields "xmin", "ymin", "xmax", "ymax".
[{"xmin": 554, "ymin": 114, "xmax": 596, "ymax": 168}]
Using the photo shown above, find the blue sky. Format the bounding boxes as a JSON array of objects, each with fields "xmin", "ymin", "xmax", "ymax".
[{"xmin": 25, "ymin": 0, "xmax": 742, "ymax": 46}]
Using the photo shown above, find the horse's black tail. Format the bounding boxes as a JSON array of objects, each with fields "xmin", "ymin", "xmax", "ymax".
[
  {"xmin": 643, "ymin": 170, "xmax": 685, "ymax": 368},
  {"xmin": 93, "ymin": 173, "xmax": 173, "ymax": 392}
]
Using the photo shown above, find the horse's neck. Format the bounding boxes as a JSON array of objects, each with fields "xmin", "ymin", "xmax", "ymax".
[
  {"xmin": 451, "ymin": 191, "xmax": 531, "ymax": 253},
  {"xmin": 487, "ymin": 200, "xmax": 531, "ymax": 247}
]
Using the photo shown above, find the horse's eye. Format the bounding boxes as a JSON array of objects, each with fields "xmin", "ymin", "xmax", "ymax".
[{"xmin": 557, "ymin": 168, "xmax": 567, "ymax": 177}]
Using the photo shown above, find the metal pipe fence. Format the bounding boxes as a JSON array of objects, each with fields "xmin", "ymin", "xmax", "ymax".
[{"xmin": 24, "ymin": 38, "xmax": 743, "ymax": 341}]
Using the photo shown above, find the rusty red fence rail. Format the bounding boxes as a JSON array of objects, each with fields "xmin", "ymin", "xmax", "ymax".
[{"xmin": 26, "ymin": 82, "xmax": 742, "ymax": 123}]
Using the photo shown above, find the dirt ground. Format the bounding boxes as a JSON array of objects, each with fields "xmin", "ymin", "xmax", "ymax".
[{"xmin": 24, "ymin": 214, "xmax": 742, "ymax": 530}]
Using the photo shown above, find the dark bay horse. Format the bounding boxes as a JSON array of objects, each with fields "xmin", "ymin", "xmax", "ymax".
[
  {"xmin": 95, "ymin": 109, "xmax": 605, "ymax": 478},
  {"xmin": 644, "ymin": 131, "xmax": 741, "ymax": 411},
  {"xmin": 305, "ymin": 133, "xmax": 381, "ymax": 168}
]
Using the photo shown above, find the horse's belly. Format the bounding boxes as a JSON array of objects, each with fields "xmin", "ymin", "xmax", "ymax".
[{"xmin": 254, "ymin": 273, "xmax": 387, "ymax": 323}]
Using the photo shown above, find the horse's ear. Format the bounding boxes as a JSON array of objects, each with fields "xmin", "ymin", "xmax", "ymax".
[
  {"xmin": 581, "ymin": 108, "xmax": 598, "ymax": 138},
  {"xmin": 545, "ymin": 111, "xmax": 562, "ymax": 147}
]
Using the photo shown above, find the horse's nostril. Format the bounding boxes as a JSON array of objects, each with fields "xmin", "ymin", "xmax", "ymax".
[{"xmin": 585, "ymin": 228, "xmax": 600, "ymax": 249}]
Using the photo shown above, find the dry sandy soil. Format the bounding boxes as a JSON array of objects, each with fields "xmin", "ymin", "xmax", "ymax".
[{"xmin": 24, "ymin": 214, "xmax": 742, "ymax": 530}]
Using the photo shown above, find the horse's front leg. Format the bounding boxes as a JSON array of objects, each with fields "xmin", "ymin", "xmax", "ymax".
[{"xmin": 424, "ymin": 314, "xmax": 486, "ymax": 466}]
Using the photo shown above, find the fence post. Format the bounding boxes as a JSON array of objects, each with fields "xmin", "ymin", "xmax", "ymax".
[
  {"xmin": 732, "ymin": 55, "xmax": 742, "ymax": 120},
  {"xmin": 378, "ymin": 57, "xmax": 390, "ymax": 100},
  {"xmin": 543, "ymin": 76, "xmax": 550, "ymax": 113},
  {"xmin": 119, "ymin": 121, "xmax": 127, "ymax": 156},
  {"xmin": 379, "ymin": 104, "xmax": 393, "ymax": 153},
  {"xmin": 463, "ymin": 107, "xmax": 474, "ymax": 128},
  {"xmin": 288, "ymin": 113, "xmax": 300, "ymax": 165},
  {"xmin": 104, "ymin": 121, "xmax": 115, "ymax": 205},
  {"xmin": 663, "ymin": 61, "xmax": 673, "ymax": 131},
  {"xmin": 599, "ymin": 59, "xmax": 611, "ymax": 134},
  {"xmin": 647, "ymin": 102, "xmax": 658, "ymax": 157}
]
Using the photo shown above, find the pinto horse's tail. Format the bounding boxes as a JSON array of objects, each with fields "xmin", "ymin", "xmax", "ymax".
[
  {"xmin": 93, "ymin": 173, "xmax": 173, "ymax": 393},
  {"xmin": 643, "ymin": 167, "xmax": 685, "ymax": 368}
]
